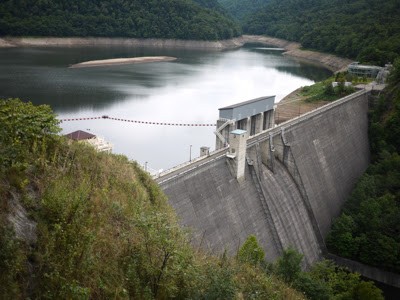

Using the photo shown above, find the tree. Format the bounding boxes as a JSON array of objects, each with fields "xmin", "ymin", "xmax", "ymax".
[
  {"xmin": 324, "ymin": 81, "xmax": 335, "ymax": 96},
  {"xmin": 0, "ymin": 98, "xmax": 60, "ymax": 167},
  {"xmin": 275, "ymin": 245, "xmax": 303, "ymax": 283},
  {"xmin": 236, "ymin": 235, "xmax": 265, "ymax": 267},
  {"xmin": 308, "ymin": 260, "xmax": 384, "ymax": 300}
]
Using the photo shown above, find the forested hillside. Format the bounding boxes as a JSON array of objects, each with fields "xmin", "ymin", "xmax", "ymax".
[
  {"xmin": 242, "ymin": 0, "xmax": 400, "ymax": 65},
  {"xmin": 327, "ymin": 58, "xmax": 400, "ymax": 274},
  {"xmin": 194, "ymin": 0, "xmax": 231, "ymax": 16},
  {"xmin": 218, "ymin": 0, "xmax": 271, "ymax": 21},
  {"xmin": 0, "ymin": 0, "xmax": 241, "ymax": 40}
]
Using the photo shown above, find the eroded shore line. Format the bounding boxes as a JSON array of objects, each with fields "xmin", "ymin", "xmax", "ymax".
[
  {"xmin": 0, "ymin": 35, "xmax": 353, "ymax": 72},
  {"xmin": 69, "ymin": 56, "xmax": 177, "ymax": 68}
]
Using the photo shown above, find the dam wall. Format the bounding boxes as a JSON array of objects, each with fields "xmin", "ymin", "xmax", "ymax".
[{"xmin": 160, "ymin": 90, "xmax": 370, "ymax": 266}]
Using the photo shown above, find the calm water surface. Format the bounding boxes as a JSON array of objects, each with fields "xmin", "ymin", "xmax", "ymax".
[{"xmin": 0, "ymin": 44, "xmax": 332, "ymax": 170}]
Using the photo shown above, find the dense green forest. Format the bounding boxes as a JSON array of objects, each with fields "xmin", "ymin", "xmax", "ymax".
[
  {"xmin": 217, "ymin": 0, "xmax": 271, "ymax": 21},
  {"xmin": 0, "ymin": 99, "xmax": 383, "ymax": 299},
  {"xmin": 327, "ymin": 58, "xmax": 400, "ymax": 274},
  {"xmin": 240, "ymin": 0, "xmax": 400, "ymax": 66},
  {"xmin": 0, "ymin": 0, "xmax": 241, "ymax": 40}
]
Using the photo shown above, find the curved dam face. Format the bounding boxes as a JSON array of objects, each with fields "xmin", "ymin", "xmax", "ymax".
[
  {"xmin": 161, "ymin": 158, "xmax": 283, "ymax": 261},
  {"xmin": 161, "ymin": 156, "xmax": 319, "ymax": 262},
  {"xmin": 160, "ymin": 90, "xmax": 370, "ymax": 265}
]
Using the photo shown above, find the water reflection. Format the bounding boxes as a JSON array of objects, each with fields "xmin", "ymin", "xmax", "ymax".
[{"xmin": 0, "ymin": 44, "xmax": 332, "ymax": 170}]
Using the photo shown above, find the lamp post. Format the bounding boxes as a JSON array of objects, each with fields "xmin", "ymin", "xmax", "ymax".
[{"xmin": 190, "ymin": 145, "xmax": 192, "ymax": 162}]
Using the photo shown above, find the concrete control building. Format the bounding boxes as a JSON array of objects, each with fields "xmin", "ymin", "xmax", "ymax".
[{"xmin": 215, "ymin": 96, "xmax": 275, "ymax": 149}]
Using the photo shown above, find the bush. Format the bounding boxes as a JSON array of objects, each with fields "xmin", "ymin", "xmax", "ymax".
[
  {"xmin": 275, "ymin": 246, "xmax": 303, "ymax": 284},
  {"xmin": 324, "ymin": 82, "xmax": 335, "ymax": 96},
  {"xmin": 294, "ymin": 273, "xmax": 331, "ymax": 300},
  {"xmin": 236, "ymin": 235, "xmax": 266, "ymax": 267}
]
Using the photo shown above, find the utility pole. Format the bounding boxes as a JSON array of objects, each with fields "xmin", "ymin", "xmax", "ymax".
[{"xmin": 190, "ymin": 145, "xmax": 192, "ymax": 162}]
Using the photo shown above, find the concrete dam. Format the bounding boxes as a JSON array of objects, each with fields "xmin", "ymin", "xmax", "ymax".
[{"xmin": 158, "ymin": 90, "xmax": 370, "ymax": 266}]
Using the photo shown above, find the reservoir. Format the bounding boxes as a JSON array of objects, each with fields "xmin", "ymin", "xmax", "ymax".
[{"xmin": 0, "ymin": 44, "xmax": 332, "ymax": 170}]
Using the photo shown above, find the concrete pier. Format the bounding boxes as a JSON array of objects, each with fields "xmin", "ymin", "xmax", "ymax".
[{"xmin": 227, "ymin": 129, "xmax": 248, "ymax": 181}]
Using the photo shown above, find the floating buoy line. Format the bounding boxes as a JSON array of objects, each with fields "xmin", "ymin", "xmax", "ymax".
[{"xmin": 59, "ymin": 115, "xmax": 216, "ymax": 127}]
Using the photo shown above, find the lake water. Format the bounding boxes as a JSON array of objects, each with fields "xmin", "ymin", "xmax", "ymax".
[{"xmin": 0, "ymin": 44, "xmax": 332, "ymax": 170}]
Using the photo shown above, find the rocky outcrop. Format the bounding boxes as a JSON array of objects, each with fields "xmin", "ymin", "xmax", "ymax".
[{"xmin": 8, "ymin": 193, "xmax": 37, "ymax": 245}]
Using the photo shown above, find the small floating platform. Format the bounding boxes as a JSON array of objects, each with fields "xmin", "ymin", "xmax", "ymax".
[{"xmin": 69, "ymin": 56, "xmax": 177, "ymax": 68}]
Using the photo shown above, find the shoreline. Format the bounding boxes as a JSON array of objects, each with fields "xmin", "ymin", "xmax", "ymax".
[
  {"xmin": 0, "ymin": 35, "xmax": 353, "ymax": 72},
  {"xmin": 0, "ymin": 36, "xmax": 245, "ymax": 50},
  {"xmin": 69, "ymin": 56, "xmax": 177, "ymax": 68},
  {"xmin": 242, "ymin": 35, "xmax": 353, "ymax": 73}
]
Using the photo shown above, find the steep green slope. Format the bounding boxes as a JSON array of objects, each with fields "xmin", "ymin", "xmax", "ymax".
[
  {"xmin": 218, "ymin": 0, "xmax": 271, "ymax": 21},
  {"xmin": 327, "ymin": 59, "xmax": 400, "ymax": 274},
  {"xmin": 242, "ymin": 0, "xmax": 400, "ymax": 65},
  {"xmin": 0, "ymin": 0, "xmax": 241, "ymax": 40}
]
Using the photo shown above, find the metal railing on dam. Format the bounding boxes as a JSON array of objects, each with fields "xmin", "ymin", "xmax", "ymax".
[
  {"xmin": 157, "ymin": 89, "xmax": 369, "ymax": 185},
  {"xmin": 156, "ymin": 147, "xmax": 228, "ymax": 185}
]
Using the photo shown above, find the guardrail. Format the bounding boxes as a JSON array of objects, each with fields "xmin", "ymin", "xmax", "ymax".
[
  {"xmin": 157, "ymin": 146, "xmax": 229, "ymax": 177},
  {"xmin": 157, "ymin": 152, "xmax": 227, "ymax": 185}
]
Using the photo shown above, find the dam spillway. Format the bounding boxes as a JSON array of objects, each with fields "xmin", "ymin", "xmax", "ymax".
[{"xmin": 159, "ymin": 90, "xmax": 370, "ymax": 266}]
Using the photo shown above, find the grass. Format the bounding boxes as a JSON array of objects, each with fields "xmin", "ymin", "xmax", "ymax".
[{"xmin": 296, "ymin": 73, "xmax": 368, "ymax": 103}]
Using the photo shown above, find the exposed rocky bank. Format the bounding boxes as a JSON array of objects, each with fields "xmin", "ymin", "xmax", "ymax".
[
  {"xmin": 0, "ymin": 36, "xmax": 245, "ymax": 50},
  {"xmin": 242, "ymin": 35, "xmax": 353, "ymax": 73}
]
